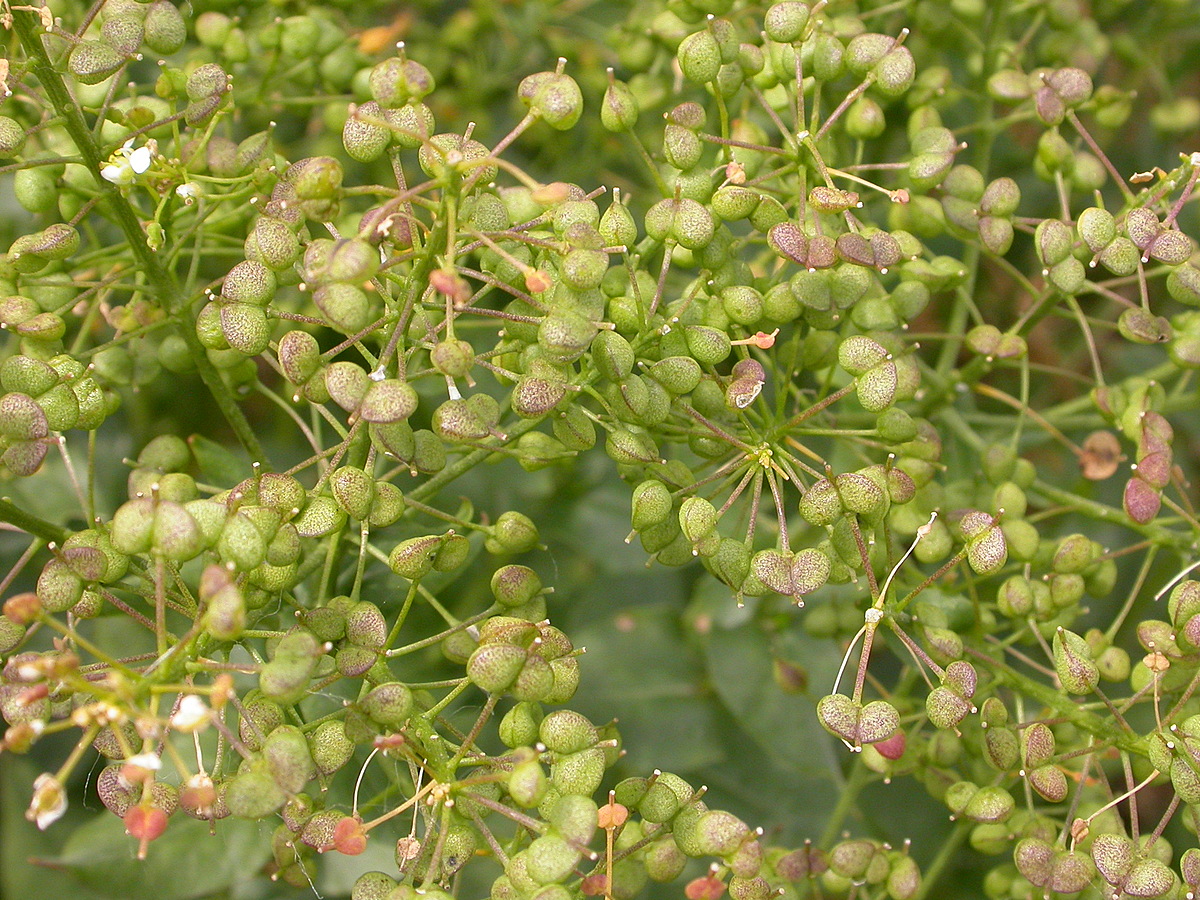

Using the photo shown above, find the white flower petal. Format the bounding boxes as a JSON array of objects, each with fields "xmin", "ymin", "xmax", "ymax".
[
  {"xmin": 129, "ymin": 146, "xmax": 152, "ymax": 174},
  {"xmin": 101, "ymin": 163, "xmax": 131, "ymax": 185}
]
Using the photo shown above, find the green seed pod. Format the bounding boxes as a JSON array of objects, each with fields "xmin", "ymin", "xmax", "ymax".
[
  {"xmin": 248, "ymin": 217, "xmax": 300, "ymax": 271},
  {"xmin": 486, "ymin": 511, "xmax": 540, "ymax": 555},
  {"xmin": 369, "ymin": 56, "xmax": 435, "ymax": 109},
  {"xmin": 606, "ymin": 428, "xmax": 660, "ymax": 465},
  {"xmin": 538, "ymin": 311, "xmax": 597, "ymax": 364},
  {"xmin": 963, "ymin": 786, "xmax": 1014, "ymax": 824},
  {"xmin": 360, "ymin": 682, "xmax": 413, "ymax": 730},
  {"xmin": 199, "ymin": 563, "xmax": 245, "ymax": 640},
  {"xmin": 35, "ymin": 558, "xmax": 83, "ymax": 614},
  {"xmin": 215, "ymin": 510, "xmax": 267, "ymax": 571},
  {"xmin": 292, "ymin": 495, "xmax": 344, "ymax": 538},
  {"xmin": 1052, "ymin": 627, "xmax": 1099, "ymax": 694},
  {"xmin": 364, "ymin": 481, "xmax": 402, "ymax": 528},
  {"xmin": 677, "ymin": 29, "xmax": 721, "ymax": 83},
  {"xmin": 216, "ymin": 302, "xmax": 269, "ymax": 356},
  {"xmin": 0, "ymin": 116, "xmax": 28, "ymax": 158},
  {"xmin": 645, "ymin": 358, "xmax": 701, "ymax": 400},
  {"xmin": 351, "ymin": 381, "xmax": 414, "ymax": 428},
  {"xmin": 220, "ymin": 261, "xmax": 276, "ymax": 307},
  {"xmin": 263, "ymin": 724, "xmax": 316, "ymax": 794},
  {"xmin": 599, "ymin": 199, "xmax": 638, "ymax": 247},
  {"xmin": 1046, "ymin": 67, "xmax": 1092, "ymax": 107},
  {"xmin": 344, "ymin": 601, "xmax": 387, "ymax": 648},
  {"xmin": 874, "ymin": 47, "xmax": 915, "ymax": 97},
  {"xmin": 388, "ymin": 535, "xmax": 443, "ymax": 581},
  {"xmin": 1, "ymin": 356, "xmax": 58, "ymax": 398},
  {"xmin": 507, "ymin": 753, "xmax": 548, "ymax": 808},
  {"xmin": 1095, "ymin": 235, "xmax": 1140, "ymax": 276},
  {"xmin": 1076, "ymin": 207, "xmax": 1117, "ymax": 253},
  {"xmin": 631, "ymin": 479, "xmax": 673, "ymax": 532},
  {"xmin": 663, "ymin": 123, "xmax": 703, "ymax": 171},
  {"xmin": 323, "ymin": 361, "xmax": 370, "ymax": 412},
  {"xmin": 143, "ymin": 1, "xmax": 186, "ymax": 55},
  {"xmin": 549, "ymin": 746, "xmax": 606, "ymax": 796},
  {"xmin": 13, "ymin": 169, "xmax": 59, "ymax": 215},
  {"xmin": 305, "ymin": 721, "xmax": 353, "ymax": 779},
  {"xmin": 492, "ymin": 565, "xmax": 542, "ymax": 607},
  {"xmin": 430, "ymin": 339, "xmax": 474, "ymax": 380},
  {"xmin": 683, "ymin": 325, "xmax": 731, "ymax": 367},
  {"xmin": 185, "ymin": 63, "xmax": 228, "ymax": 102},
  {"xmin": 13, "ymin": 224, "xmax": 80, "ymax": 263},
  {"xmin": 525, "ymin": 833, "xmax": 581, "ymax": 885},
  {"xmin": 512, "ymin": 377, "xmax": 566, "ymax": 419},
  {"xmin": 259, "ymin": 629, "xmax": 323, "ymax": 706},
  {"xmin": 312, "ymin": 283, "xmax": 370, "ymax": 335},
  {"xmin": 845, "ymin": 95, "xmax": 886, "ymax": 139},
  {"xmin": 69, "ymin": 41, "xmax": 125, "ymax": 85},
  {"xmin": 517, "ymin": 71, "xmax": 584, "ymax": 130},
  {"xmin": 324, "ymin": 240, "xmax": 379, "ymax": 285},
  {"xmin": 225, "ymin": 768, "xmax": 287, "ymax": 820},
  {"xmin": 338, "ymin": 101, "xmax": 390, "ymax": 163},
  {"xmin": 960, "ymin": 510, "xmax": 1007, "ymax": 574},
  {"xmin": 817, "ymin": 694, "xmax": 899, "ymax": 746},
  {"xmin": 330, "ymin": 466, "xmax": 375, "ymax": 520},
  {"xmin": 592, "ymin": 331, "xmax": 635, "ymax": 382},
  {"xmin": 539, "ymin": 709, "xmax": 598, "ymax": 754},
  {"xmin": 277, "ymin": 331, "xmax": 321, "ymax": 387},
  {"xmin": 499, "ymin": 700, "xmax": 544, "ymax": 749},
  {"xmin": 467, "ymin": 643, "xmax": 527, "ymax": 693},
  {"xmin": 601, "ymin": 75, "xmax": 639, "ymax": 132},
  {"xmin": 811, "ymin": 31, "xmax": 844, "ymax": 81},
  {"xmin": 147, "ymin": 500, "xmax": 202, "ymax": 561},
  {"xmin": 764, "ymin": 1, "xmax": 809, "ymax": 43},
  {"xmin": 1168, "ymin": 264, "xmax": 1200, "ymax": 306},
  {"xmin": 1118, "ymin": 307, "xmax": 1171, "ymax": 344}
]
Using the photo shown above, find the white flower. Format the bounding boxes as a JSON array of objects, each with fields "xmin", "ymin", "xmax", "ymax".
[
  {"xmin": 100, "ymin": 139, "xmax": 156, "ymax": 186},
  {"xmin": 170, "ymin": 694, "xmax": 210, "ymax": 732},
  {"xmin": 175, "ymin": 182, "xmax": 201, "ymax": 204},
  {"xmin": 27, "ymin": 774, "xmax": 66, "ymax": 831}
]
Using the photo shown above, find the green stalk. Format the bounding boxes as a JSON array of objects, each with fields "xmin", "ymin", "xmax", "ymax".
[{"xmin": 0, "ymin": 498, "xmax": 68, "ymax": 543}]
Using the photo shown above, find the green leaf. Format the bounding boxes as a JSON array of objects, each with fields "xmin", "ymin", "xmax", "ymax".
[
  {"xmin": 187, "ymin": 433, "xmax": 249, "ymax": 488},
  {"xmin": 51, "ymin": 813, "xmax": 272, "ymax": 900},
  {"xmin": 695, "ymin": 582, "xmax": 843, "ymax": 780},
  {"xmin": 568, "ymin": 602, "xmax": 725, "ymax": 773}
]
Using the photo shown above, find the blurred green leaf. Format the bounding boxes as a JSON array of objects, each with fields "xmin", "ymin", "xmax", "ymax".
[
  {"xmin": 51, "ymin": 814, "xmax": 272, "ymax": 900},
  {"xmin": 695, "ymin": 587, "xmax": 843, "ymax": 780}
]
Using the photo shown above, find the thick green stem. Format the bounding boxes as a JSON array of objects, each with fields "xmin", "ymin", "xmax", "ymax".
[{"xmin": 0, "ymin": 498, "xmax": 68, "ymax": 543}]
